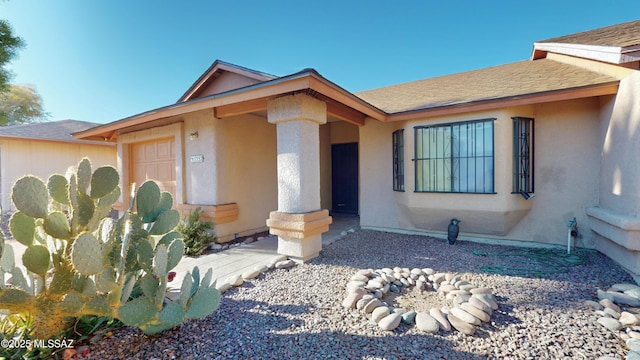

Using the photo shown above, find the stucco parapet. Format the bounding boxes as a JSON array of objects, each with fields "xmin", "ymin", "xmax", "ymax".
[
  {"xmin": 267, "ymin": 93, "xmax": 327, "ymax": 125},
  {"xmin": 176, "ymin": 203, "xmax": 239, "ymax": 224},
  {"xmin": 266, "ymin": 210, "xmax": 332, "ymax": 239}
]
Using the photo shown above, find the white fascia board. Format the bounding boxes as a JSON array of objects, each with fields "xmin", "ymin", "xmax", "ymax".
[{"xmin": 533, "ymin": 42, "xmax": 635, "ymax": 64}]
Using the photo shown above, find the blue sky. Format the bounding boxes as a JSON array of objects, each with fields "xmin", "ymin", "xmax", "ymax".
[{"xmin": 2, "ymin": 1, "xmax": 640, "ymax": 124}]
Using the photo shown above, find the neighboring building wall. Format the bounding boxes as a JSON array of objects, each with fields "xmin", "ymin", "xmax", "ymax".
[
  {"xmin": 0, "ymin": 139, "xmax": 116, "ymax": 212},
  {"xmin": 360, "ymin": 97, "xmax": 602, "ymax": 247}
]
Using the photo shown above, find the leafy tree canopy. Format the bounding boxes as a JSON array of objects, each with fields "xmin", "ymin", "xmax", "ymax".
[
  {"xmin": 0, "ymin": 19, "xmax": 25, "ymax": 92},
  {"xmin": 0, "ymin": 84, "xmax": 50, "ymax": 126}
]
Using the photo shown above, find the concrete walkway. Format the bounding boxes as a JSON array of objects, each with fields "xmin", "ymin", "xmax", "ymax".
[{"xmin": 168, "ymin": 215, "xmax": 360, "ymax": 291}]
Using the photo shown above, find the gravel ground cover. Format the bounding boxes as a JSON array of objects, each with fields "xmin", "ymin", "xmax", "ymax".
[{"xmin": 78, "ymin": 230, "xmax": 632, "ymax": 359}]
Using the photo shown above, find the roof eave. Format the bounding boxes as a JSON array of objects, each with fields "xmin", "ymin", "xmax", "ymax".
[
  {"xmin": 74, "ymin": 70, "xmax": 387, "ymax": 141},
  {"xmin": 533, "ymin": 42, "xmax": 640, "ymax": 64},
  {"xmin": 386, "ymin": 82, "xmax": 620, "ymax": 122}
]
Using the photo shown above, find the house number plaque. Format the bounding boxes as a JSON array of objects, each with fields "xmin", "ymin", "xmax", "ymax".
[{"xmin": 190, "ymin": 155, "xmax": 204, "ymax": 163}]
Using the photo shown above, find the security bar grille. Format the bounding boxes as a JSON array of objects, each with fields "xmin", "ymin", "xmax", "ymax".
[
  {"xmin": 512, "ymin": 117, "xmax": 534, "ymax": 193},
  {"xmin": 415, "ymin": 119, "xmax": 495, "ymax": 193},
  {"xmin": 392, "ymin": 129, "xmax": 405, "ymax": 191}
]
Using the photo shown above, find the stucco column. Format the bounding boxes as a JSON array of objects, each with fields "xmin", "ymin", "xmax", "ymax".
[{"xmin": 266, "ymin": 93, "xmax": 332, "ymax": 262}]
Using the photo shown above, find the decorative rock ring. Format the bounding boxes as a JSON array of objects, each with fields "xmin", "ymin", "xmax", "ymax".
[{"xmin": 343, "ymin": 267, "xmax": 499, "ymax": 335}]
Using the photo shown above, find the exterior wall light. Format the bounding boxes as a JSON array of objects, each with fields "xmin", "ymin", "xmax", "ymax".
[{"xmin": 189, "ymin": 131, "xmax": 199, "ymax": 140}]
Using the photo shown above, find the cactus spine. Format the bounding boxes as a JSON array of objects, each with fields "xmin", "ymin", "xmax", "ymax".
[{"xmin": 0, "ymin": 158, "xmax": 220, "ymax": 339}]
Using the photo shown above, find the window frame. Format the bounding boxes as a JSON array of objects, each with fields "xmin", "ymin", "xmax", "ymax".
[
  {"xmin": 512, "ymin": 117, "xmax": 535, "ymax": 194},
  {"xmin": 413, "ymin": 118, "xmax": 496, "ymax": 194},
  {"xmin": 392, "ymin": 129, "xmax": 405, "ymax": 191}
]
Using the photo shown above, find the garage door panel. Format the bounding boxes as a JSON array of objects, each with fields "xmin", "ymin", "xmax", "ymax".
[{"xmin": 131, "ymin": 138, "xmax": 176, "ymax": 199}]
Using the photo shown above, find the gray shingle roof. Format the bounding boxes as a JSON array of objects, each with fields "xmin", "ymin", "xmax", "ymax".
[
  {"xmin": 538, "ymin": 19, "xmax": 640, "ymax": 48},
  {"xmin": 0, "ymin": 120, "xmax": 113, "ymax": 145},
  {"xmin": 355, "ymin": 58, "xmax": 620, "ymax": 114}
]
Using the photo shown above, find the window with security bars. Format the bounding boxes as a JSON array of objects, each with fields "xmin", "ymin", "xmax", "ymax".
[
  {"xmin": 392, "ymin": 129, "xmax": 404, "ymax": 191},
  {"xmin": 512, "ymin": 117, "xmax": 534, "ymax": 194},
  {"xmin": 414, "ymin": 119, "xmax": 495, "ymax": 193}
]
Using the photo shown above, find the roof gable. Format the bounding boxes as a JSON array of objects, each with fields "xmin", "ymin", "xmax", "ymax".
[
  {"xmin": 533, "ymin": 19, "xmax": 640, "ymax": 64},
  {"xmin": 177, "ymin": 60, "xmax": 277, "ymax": 103}
]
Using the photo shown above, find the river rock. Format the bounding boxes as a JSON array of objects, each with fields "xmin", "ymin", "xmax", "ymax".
[
  {"xmin": 401, "ymin": 310, "xmax": 417, "ymax": 325},
  {"xmin": 599, "ymin": 298, "xmax": 622, "ymax": 313},
  {"xmin": 275, "ymin": 260, "xmax": 296, "ymax": 270},
  {"xmin": 627, "ymin": 338, "xmax": 640, "ymax": 352},
  {"xmin": 342, "ymin": 292, "xmax": 364, "ymax": 309},
  {"xmin": 584, "ymin": 300, "xmax": 604, "ymax": 311},
  {"xmin": 470, "ymin": 287, "xmax": 493, "ymax": 295},
  {"xmin": 603, "ymin": 307, "xmax": 620, "ymax": 319},
  {"xmin": 415, "ymin": 312, "xmax": 440, "ymax": 333},
  {"xmin": 611, "ymin": 283, "xmax": 640, "ymax": 292},
  {"xmin": 242, "ymin": 269, "xmax": 261, "ymax": 280},
  {"xmin": 461, "ymin": 302, "xmax": 490, "ymax": 322},
  {"xmin": 597, "ymin": 317, "xmax": 623, "ymax": 331},
  {"xmin": 227, "ymin": 274, "xmax": 243, "ymax": 287},
  {"xmin": 469, "ymin": 296, "xmax": 492, "ymax": 314},
  {"xmin": 626, "ymin": 288, "xmax": 640, "ymax": 299},
  {"xmin": 371, "ymin": 306, "xmax": 390, "ymax": 323},
  {"xmin": 429, "ymin": 307, "xmax": 451, "ymax": 331},
  {"xmin": 378, "ymin": 313, "xmax": 402, "ymax": 331},
  {"xmin": 351, "ymin": 273, "xmax": 370, "ymax": 282},
  {"xmin": 472, "ymin": 293, "xmax": 499, "ymax": 310},
  {"xmin": 451, "ymin": 306, "xmax": 481, "ymax": 326},
  {"xmin": 363, "ymin": 299, "xmax": 382, "ymax": 314},
  {"xmin": 599, "ymin": 290, "xmax": 640, "ymax": 307},
  {"xmin": 447, "ymin": 313, "xmax": 476, "ymax": 335}
]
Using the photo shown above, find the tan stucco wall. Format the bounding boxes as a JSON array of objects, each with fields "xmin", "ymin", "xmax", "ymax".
[
  {"xmin": 196, "ymin": 72, "xmax": 266, "ymax": 98},
  {"xmin": 587, "ymin": 71, "xmax": 640, "ymax": 279},
  {"xmin": 330, "ymin": 121, "xmax": 359, "ymax": 144},
  {"xmin": 216, "ymin": 113, "xmax": 277, "ymax": 240},
  {"xmin": 117, "ymin": 110, "xmax": 277, "ymax": 242},
  {"xmin": 360, "ymin": 98, "xmax": 602, "ymax": 247},
  {"xmin": 0, "ymin": 139, "xmax": 116, "ymax": 211}
]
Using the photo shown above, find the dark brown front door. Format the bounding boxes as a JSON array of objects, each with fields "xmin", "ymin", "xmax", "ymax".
[{"xmin": 331, "ymin": 142, "xmax": 358, "ymax": 214}]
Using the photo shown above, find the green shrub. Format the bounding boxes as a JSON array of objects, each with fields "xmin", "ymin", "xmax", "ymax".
[{"xmin": 177, "ymin": 207, "xmax": 217, "ymax": 256}]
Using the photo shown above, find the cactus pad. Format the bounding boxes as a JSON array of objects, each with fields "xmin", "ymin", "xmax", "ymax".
[
  {"xmin": 149, "ymin": 209, "xmax": 180, "ymax": 235},
  {"xmin": 60, "ymin": 291, "xmax": 85, "ymax": 313},
  {"xmin": 75, "ymin": 194, "xmax": 95, "ymax": 227},
  {"xmin": 43, "ymin": 212, "xmax": 72, "ymax": 240},
  {"xmin": 166, "ymin": 239, "xmax": 184, "ymax": 272},
  {"xmin": 11, "ymin": 176, "xmax": 49, "ymax": 219},
  {"xmin": 118, "ymin": 296, "xmax": 156, "ymax": 327},
  {"xmin": 9, "ymin": 211, "xmax": 35, "ymax": 247},
  {"xmin": 90, "ymin": 166, "xmax": 119, "ymax": 199},
  {"xmin": 47, "ymin": 174, "xmax": 70, "ymax": 205},
  {"xmin": 71, "ymin": 233, "xmax": 104, "ymax": 275},
  {"xmin": 186, "ymin": 287, "xmax": 221, "ymax": 319},
  {"xmin": 153, "ymin": 244, "xmax": 168, "ymax": 278},
  {"xmin": 22, "ymin": 245, "xmax": 50, "ymax": 276},
  {"xmin": 0, "ymin": 243, "xmax": 15, "ymax": 272},
  {"xmin": 76, "ymin": 158, "xmax": 92, "ymax": 194},
  {"xmin": 137, "ymin": 181, "xmax": 161, "ymax": 221},
  {"xmin": 158, "ymin": 301, "xmax": 186, "ymax": 328}
]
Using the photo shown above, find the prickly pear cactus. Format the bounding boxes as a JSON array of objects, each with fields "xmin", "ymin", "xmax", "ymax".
[{"xmin": 0, "ymin": 158, "xmax": 221, "ymax": 339}]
